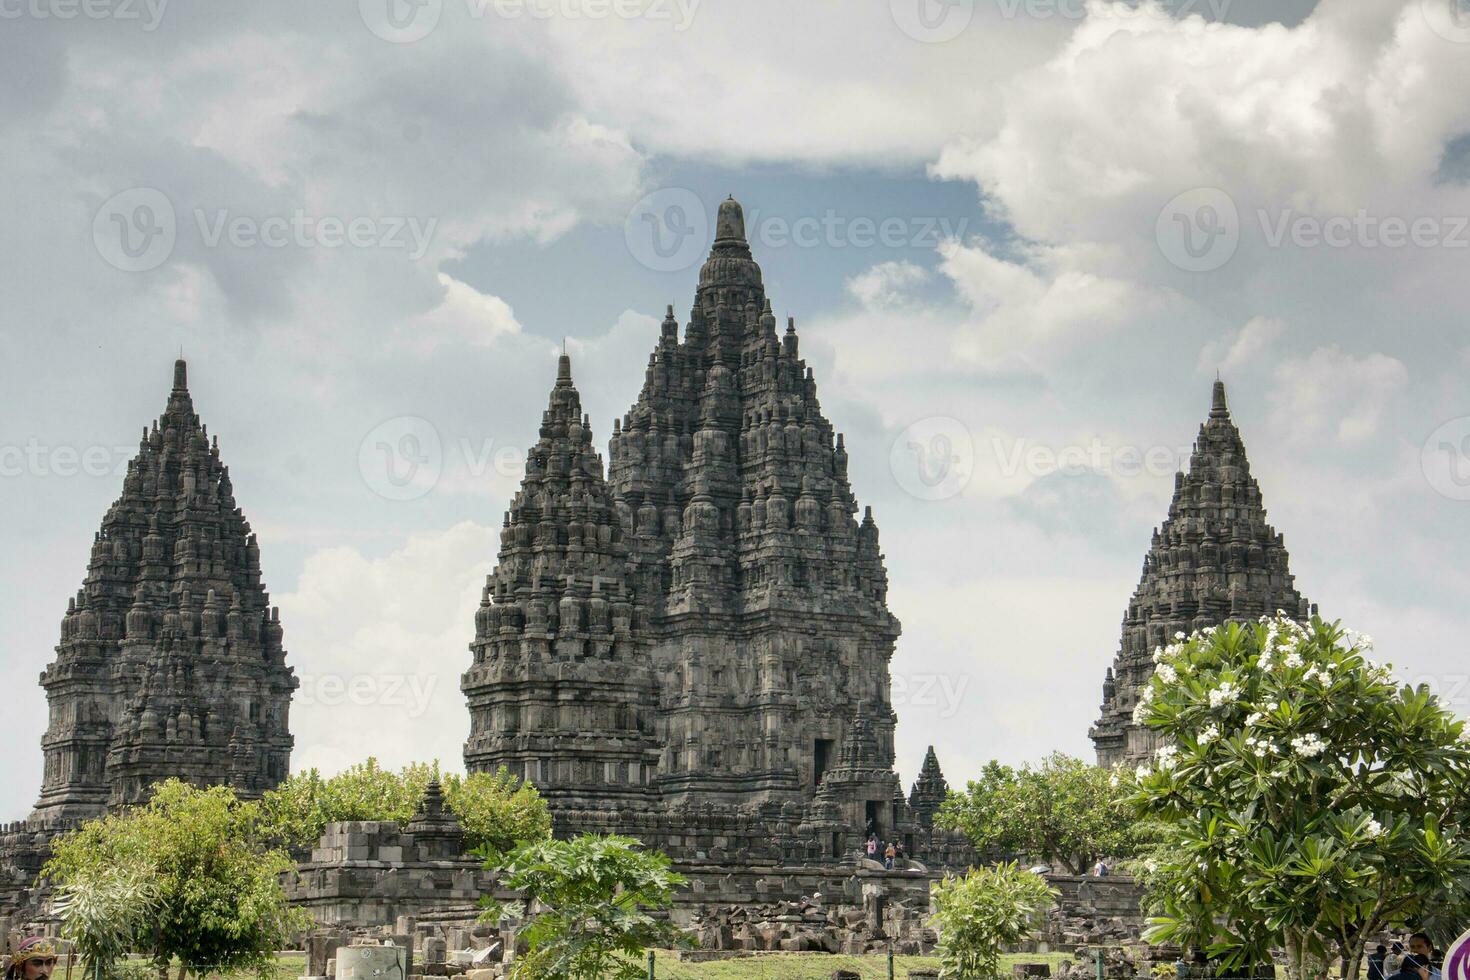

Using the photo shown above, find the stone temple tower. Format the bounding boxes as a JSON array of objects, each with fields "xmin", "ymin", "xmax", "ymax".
[
  {"xmin": 462, "ymin": 354, "xmax": 664, "ymax": 816},
  {"xmin": 29, "ymin": 359, "xmax": 297, "ymax": 823},
  {"xmin": 1090, "ymin": 380, "xmax": 1312, "ymax": 770},
  {"xmin": 605, "ymin": 196, "xmax": 905, "ymax": 834},
  {"xmin": 465, "ymin": 197, "xmax": 934, "ymax": 860}
]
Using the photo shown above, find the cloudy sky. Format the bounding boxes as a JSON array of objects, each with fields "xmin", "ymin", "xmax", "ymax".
[{"xmin": 4, "ymin": 0, "xmax": 1470, "ymax": 821}]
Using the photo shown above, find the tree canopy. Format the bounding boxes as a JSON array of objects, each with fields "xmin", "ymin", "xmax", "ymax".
[
  {"xmin": 481, "ymin": 834, "xmax": 686, "ymax": 980},
  {"xmin": 45, "ymin": 779, "xmax": 308, "ymax": 978},
  {"xmin": 937, "ymin": 752, "xmax": 1142, "ymax": 874},
  {"xmin": 1127, "ymin": 615, "xmax": 1470, "ymax": 980},
  {"xmin": 258, "ymin": 759, "xmax": 551, "ymax": 854},
  {"xmin": 930, "ymin": 861, "xmax": 1057, "ymax": 979}
]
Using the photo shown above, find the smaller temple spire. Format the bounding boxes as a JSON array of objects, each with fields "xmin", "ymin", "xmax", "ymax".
[
  {"xmin": 556, "ymin": 352, "xmax": 573, "ymax": 387},
  {"xmin": 714, "ymin": 195, "xmax": 746, "ymax": 245},
  {"xmin": 1210, "ymin": 378, "xmax": 1229, "ymax": 419},
  {"xmin": 173, "ymin": 358, "xmax": 188, "ymax": 393}
]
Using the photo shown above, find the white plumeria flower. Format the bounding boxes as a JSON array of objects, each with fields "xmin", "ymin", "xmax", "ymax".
[
  {"xmin": 1283, "ymin": 652, "xmax": 1304, "ymax": 669},
  {"xmin": 1245, "ymin": 712, "xmax": 1263, "ymax": 727},
  {"xmin": 1135, "ymin": 765, "xmax": 1151, "ymax": 780},
  {"xmin": 1156, "ymin": 745, "xmax": 1179, "ymax": 770},
  {"xmin": 1156, "ymin": 664, "xmax": 1178, "ymax": 684},
  {"xmin": 1266, "ymin": 701, "xmax": 1279, "ymax": 711},
  {"xmin": 1291, "ymin": 733, "xmax": 1327, "ymax": 758},
  {"xmin": 1364, "ymin": 818, "xmax": 1384, "ymax": 838},
  {"xmin": 1174, "ymin": 631, "xmax": 1186, "ymax": 641},
  {"xmin": 1198, "ymin": 724, "xmax": 1220, "ymax": 745},
  {"xmin": 1153, "ymin": 646, "xmax": 1165, "ymax": 664},
  {"xmin": 1209, "ymin": 682, "xmax": 1240, "ymax": 708}
]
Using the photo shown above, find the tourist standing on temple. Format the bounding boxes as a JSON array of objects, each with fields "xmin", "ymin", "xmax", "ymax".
[
  {"xmin": 866, "ymin": 834, "xmax": 878, "ymax": 860},
  {"xmin": 4, "ymin": 938, "xmax": 57, "ymax": 980},
  {"xmin": 1369, "ymin": 945, "xmax": 1390, "ymax": 980},
  {"xmin": 884, "ymin": 841, "xmax": 896, "ymax": 870}
]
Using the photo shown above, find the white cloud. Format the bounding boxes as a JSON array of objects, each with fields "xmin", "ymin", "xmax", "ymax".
[
  {"xmin": 846, "ymin": 261, "xmax": 932, "ymax": 310},
  {"xmin": 536, "ymin": 1, "xmax": 1067, "ymax": 167},
  {"xmin": 394, "ymin": 273, "xmax": 524, "ymax": 355},
  {"xmin": 940, "ymin": 239, "xmax": 1160, "ymax": 365},
  {"xmin": 1269, "ymin": 345, "xmax": 1408, "ymax": 445},
  {"xmin": 276, "ymin": 521, "xmax": 496, "ymax": 778},
  {"xmin": 1198, "ymin": 315, "xmax": 1285, "ymax": 374}
]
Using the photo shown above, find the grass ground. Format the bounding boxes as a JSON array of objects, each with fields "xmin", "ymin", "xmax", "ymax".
[
  {"xmin": 641, "ymin": 949, "xmax": 1073, "ymax": 979},
  {"xmin": 54, "ymin": 945, "xmax": 1073, "ymax": 979}
]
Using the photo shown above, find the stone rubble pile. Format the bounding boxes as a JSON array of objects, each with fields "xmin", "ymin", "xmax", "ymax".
[{"xmin": 689, "ymin": 890, "xmax": 936, "ymax": 957}]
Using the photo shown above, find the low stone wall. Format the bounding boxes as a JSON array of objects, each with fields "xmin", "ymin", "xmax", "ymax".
[
  {"xmin": 1042, "ymin": 874, "xmax": 1147, "ymax": 950},
  {"xmin": 284, "ymin": 821, "xmax": 496, "ymax": 928}
]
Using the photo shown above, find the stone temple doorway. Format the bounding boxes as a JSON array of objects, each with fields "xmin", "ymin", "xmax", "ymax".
[{"xmin": 865, "ymin": 800, "xmax": 883, "ymax": 841}]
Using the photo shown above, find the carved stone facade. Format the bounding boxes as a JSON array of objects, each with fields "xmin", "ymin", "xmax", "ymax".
[
  {"xmin": 2, "ymin": 359, "xmax": 297, "ymax": 921},
  {"xmin": 32, "ymin": 359, "xmax": 297, "ymax": 820},
  {"xmin": 1090, "ymin": 381, "xmax": 1313, "ymax": 770},
  {"xmin": 463, "ymin": 198, "xmax": 966, "ymax": 865}
]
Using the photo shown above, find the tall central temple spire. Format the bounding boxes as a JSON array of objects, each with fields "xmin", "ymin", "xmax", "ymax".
[
  {"xmin": 464, "ymin": 197, "xmax": 935, "ymax": 860},
  {"xmin": 1091, "ymin": 379, "xmax": 1312, "ymax": 770}
]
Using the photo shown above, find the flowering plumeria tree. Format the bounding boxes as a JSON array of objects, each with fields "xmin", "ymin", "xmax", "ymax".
[{"xmin": 1125, "ymin": 615, "xmax": 1470, "ymax": 980}]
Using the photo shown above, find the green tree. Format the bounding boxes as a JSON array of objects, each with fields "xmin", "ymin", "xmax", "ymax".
[
  {"xmin": 260, "ymin": 759, "xmax": 549, "ymax": 854},
  {"xmin": 51, "ymin": 863, "xmax": 159, "ymax": 980},
  {"xmin": 930, "ymin": 861, "xmax": 1057, "ymax": 979},
  {"xmin": 938, "ymin": 752, "xmax": 1141, "ymax": 873},
  {"xmin": 1127, "ymin": 615, "xmax": 1470, "ymax": 980},
  {"xmin": 481, "ymin": 834, "xmax": 686, "ymax": 980},
  {"xmin": 441, "ymin": 769, "xmax": 552, "ymax": 855},
  {"xmin": 45, "ymin": 780, "xmax": 309, "ymax": 979}
]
